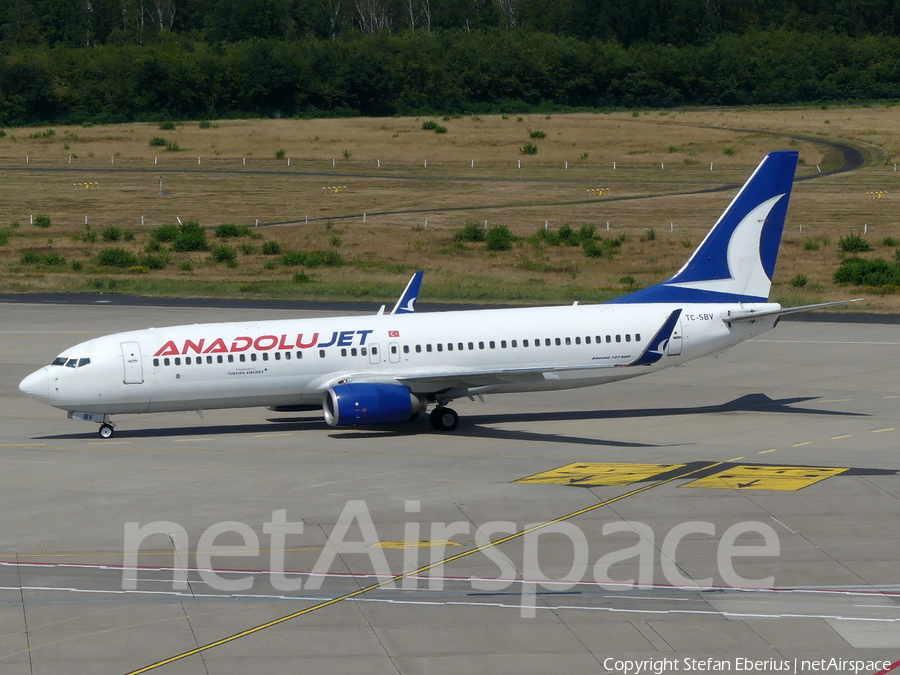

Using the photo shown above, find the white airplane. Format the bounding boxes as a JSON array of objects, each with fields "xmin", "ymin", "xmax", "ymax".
[{"xmin": 19, "ymin": 151, "xmax": 857, "ymax": 438}]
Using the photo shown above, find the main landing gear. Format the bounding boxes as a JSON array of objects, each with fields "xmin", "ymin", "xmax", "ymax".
[{"xmin": 429, "ymin": 406, "xmax": 459, "ymax": 431}]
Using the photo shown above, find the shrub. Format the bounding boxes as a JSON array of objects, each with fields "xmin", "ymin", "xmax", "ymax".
[
  {"xmin": 215, "ymin": 223, "xmax": 251, "ymax": 238},
  {"xmin": 158, "ymin": 120, "xmax": 176, "ymax": 130},
  {"xmin": 323, "ymin": 250, "xmax": 343, "ymax": 266},
  {"xmin": 645, "ymin": 227, "xmax": 657, "ymax": 241},
  {"xmin": 668, "ymin": 145, "xmax": 679, "ymax": 153},
  {"xmin": 485, "ymin": 225, "xmax": 515, "ymax": 251},
  {"xmin": 834, "ymin": 257, "xmax": 900, "ymax": 286},
  {"xmin": 142, "ymin": 253, "xmax": 169, "ymax": 269},
  {"xmin": 34, "ymin": 214, "xmax": 52, "ymax": 228},
  {"xmin": 102, "ymin": 226, "xmax": 122, "ymax": 242},
  {"xmin": 145, "ymin": 239, "xmax": 163, "ymax": 252},
  {"xmin": 20, "ymin": 249, "xmax": 41, "ymax": 264},
  {"xmin": 579, "ymin": 224, "xmax": 597, "ymax": 240},
  {"xmin": 529, "ymin": 130, "xmax": 546, "ymax": 139},
  {"xmin": 281, "ymin": 250, "xmax": 307, "ymax": 266},
  {"xmin": 342, "ymin": 149, "xmax": 352, "ymax": 158},
  {"xmin": 211, "ymin": 245, "xmax": 237, "ymax": 264},
  {"xmin": 164, "ymin": 141, "xmax": 182, "ymax": 152},
  {"xmin": 97, "ymin": 247, "xmax": 138, "ymax": 267},
  {"xmin": 71, "ymin": 261, "xmax": 83, "ymax": 271},
  {"xmin": 454, "ymin": 221, "xmax": 485, "ymax": 242},
  {"xmin": 723, "ymin": 147, "xmax": 738, "ymax": 155},
  {"xmin": 803, "ymin": 238, "xmax": 820, "ymax": 251},
  {"xmin": 329, "ymin": 234, "xmax": 342, "ymax": 247},
  {"xmin": 520, "ymin": 143, "xmax": 538, "ymax": 155},
  {"xmin": 240, "ymin": 242, "xmax": 257, "ymax": 255},
  {"xmin": 293, "ymin": 271, "xmax": 312, "ymax": 283},
  {"xmin": 74, "ymin": 226, "xmax": 97, "ymax": 243},
  {"xmin": 171, "ymin": 221, "xmax": 208, "ymax": 252},
  {"xmin": 179, "ymin": 261, "xmax": 193, "ymax": 271},
  {"xmin": 422, "ymin": 120, "xmax": 439, "ymax": 130},
  {"xmin": 151, "ymin": 223, "xmax": 179, "ymax": 242},
  {"xmin": 262, "ymin": 241, "xmax": 282, "ymax": 255},
  {"xmin": 838, "ymin": 233, "xmax": 873, "ymax": 253},
  {"xmin": 882, "ymin": 236, "xmax": 899, "ymax": 247},
  {"xmin": 42, "ymin": 253, "xmax": 67, "ymax": 266},
  {"xmin": 789, "ymin": 274, "xmax": 809, "ymax": 288},
  {"xmin": 275, "ymin": 149, "xmax": 286, "ymax": 159},
  {"xmin": 149, "ymin": 136, "xmax": 167, "ymax": 147},
  {"xmin": 304, "ymin": 251, "xmax": 326, "ymax": 267},
  {"xmin": 582, "ymin": 239, "xmax": 604, "ymax": 258},
  {"xmin": 0, "ymin": 230, "xmax": 8, "ymax": 246},
  {"xmin": 198, "ymin": 119, "xmax": 212, "ymax": 129}
]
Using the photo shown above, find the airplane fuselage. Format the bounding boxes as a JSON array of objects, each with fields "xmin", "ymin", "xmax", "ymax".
[{"xmin": 25, "ymin": 301, "xmax": 778, "ymax": 416}]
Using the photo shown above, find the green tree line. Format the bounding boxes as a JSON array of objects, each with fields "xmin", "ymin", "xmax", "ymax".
[
  {"xmin": 4, "ymin": 0, "xmax": 900, "ymax": 46},
  {"xmin": 2, "ymin": 29, "xmax": 900, "ymax": 125}
]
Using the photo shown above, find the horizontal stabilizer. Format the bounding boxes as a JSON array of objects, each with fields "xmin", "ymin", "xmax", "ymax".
[{"xmin": 725, "ymin": 299, "xmax": 863, "ymax": 325}]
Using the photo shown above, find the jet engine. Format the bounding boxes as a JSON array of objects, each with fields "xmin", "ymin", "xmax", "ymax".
[{"xmin": 323, "ymin": 383, "xmax": 427, "ymax": 427}]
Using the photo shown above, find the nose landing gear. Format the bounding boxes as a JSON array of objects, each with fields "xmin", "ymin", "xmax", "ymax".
[
  {"xmin": 67, "ymin": 411, "xmax": 117, "ymax": 438},
  {"xmin": 99, "ymin": 423, "xmax": 116, "ymax": 439}
]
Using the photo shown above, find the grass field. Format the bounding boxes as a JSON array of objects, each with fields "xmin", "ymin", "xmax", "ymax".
[{"xmin": 1, "ymin": 106, "xmax": 899, "ymax": 309}]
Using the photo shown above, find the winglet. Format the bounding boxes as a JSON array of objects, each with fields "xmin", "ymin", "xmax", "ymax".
[
  {"xmin": 391, "ymin": 271, "xmax": 424, "ymax": 315},
  {"xmin": 626, "ymin": 309, "xmax": 683, "ymax": 366},
  {"xmin": 609, "ymin": 151, "xmax": 799, "ymax": 304}
]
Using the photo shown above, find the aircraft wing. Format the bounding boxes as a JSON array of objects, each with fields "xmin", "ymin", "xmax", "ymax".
[{"xmin": 393, "ymin": 309, "xmax": 683, "ymax": 391}]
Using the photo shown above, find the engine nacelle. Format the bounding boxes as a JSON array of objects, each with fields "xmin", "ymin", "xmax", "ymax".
[{"xmin": 323, "ymin": 383, "xmax": 427, "ymax": 427}]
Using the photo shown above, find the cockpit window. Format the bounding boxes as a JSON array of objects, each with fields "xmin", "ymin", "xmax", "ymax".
[
  {"xmin": 51, "ymin": 357, "xmax": 67, "ymax": 366},
  {"xmin": 78, "ymin": 358, "xmax": 91, "ymax": 367},
  {"xmin": 65, "ymin": 359, "xmax": 77, "ymax": 368}
]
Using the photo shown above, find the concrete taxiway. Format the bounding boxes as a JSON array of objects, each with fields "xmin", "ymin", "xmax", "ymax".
[{"xmin": 1, "ymin": 301, "xmax": 899, "ymax": 675}]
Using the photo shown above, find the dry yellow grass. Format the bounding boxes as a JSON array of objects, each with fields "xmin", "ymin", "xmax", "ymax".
[{"xmin": 1, "ymin": 107, "xmax": 898, "ymax": 309}]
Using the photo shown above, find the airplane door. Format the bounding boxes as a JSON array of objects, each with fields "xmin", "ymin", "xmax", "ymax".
[
  {"xmin": 667, "ymin": 318, "xmax": 683, "ymax": 356},
  {"xmin": 121, "ymin": 341, "xmax": 144, "ymax": 384},
  {"xmin": 388, "ymin": 342, "xmax": 401, "ymax": 364},
  {"xmin": 369, "ymin": 343, "xmax": 381, "ymax": 365}
]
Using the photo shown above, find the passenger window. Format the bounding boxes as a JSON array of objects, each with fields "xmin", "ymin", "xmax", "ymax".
[
  {"xmin": 251, "ymin": 353, "xmax": 257, "ymax": 362},
  {"xmin": 275, "ymin": 352, "xmax": 281, "ymax": 360},
  {"xmin": 458, "ymin": 342, "xmax": 464, "ymax": 350},
  {"xmin": 360, "ymin": 348, "xmax": 366, "ymax": 356},
  {"xmin": 596, "ymin": 336, "xmax": 603, "ymax": 343},
  {"xmin": 262, "ymin": 353, "xmax": 269, "ymax": 361},
  {"xmin": 447, "ymin": 343, "xmax": 453, "ymax": 351},
  {"xmin": 500, "ymin": 340, "xmax": 507, "ymax": 348},
  {"xmin": 372, "ymin": 346, "xmax": 378, "ymax": 355},
  {"xmin": 207, "ymin": 355, "xmax": 213, "ymax": 364},
  {"xmin": 545, "ymin": 338, "xmax": 551, "ymax": 346},
  {"xmin": 174, "ymin": 357, "xmax": 181, "ymax": 366},
  {"xmin": 185, "ymin": 357, "xmax": 192, "ymax": 365},
  {"xmin": 605, "ymin": 336, "xmax": 611, "ymax": 343},
  {"xmin": 228, "ymin": 354, "xmax": 235, "ymax": 362},
  {"xmin": 586, "ymin": 336, "xmax": 591, "ymax": 344},
  {"xmin": 523, "ymin": 340, "xmax": 529, "ymax": 347},
  {"xmin": 437, "ymin": 344, "xmax": 443, "ymax": 352},
  {"xmin": 625, "ymin": 334, "xmax": 631, "ymax": 342},
  {"xmin": 296, "ymin": 351, "xmax": 303, "ymax": 359},
  {"xmin": 575, "ymin": 337, "xmax": 581, "ymax": 345},
  {"xmin": 164, "ymin": 358, "xmax": 170, "ymax": 366},
  {"xmin": 351, "ymin": 348, "xmax": 357, "ymax": 356},
  {"xmin": 153, "ymin": 358, "xmax": 159, "ymax": 367},
  {"xmin": 285, "ymin": 352, "xmax": 291, "ymax": 360},
  {"xmin": 390, "ymin": 345, "xmax": 397, "ymax": 354},
  {"xmin": 426, "ymin": 344, "xmax": 433, "ymax": 353},
  {"xmin": 319, "ymin": 349, "xmax": 326, "ymax": 358},
  {"xmin": 565, "ymin": 337, "xmax": 571, "ymax": 345},
  {"xmin": 489, "ymin": 341, "xmax": 496, "ymax": 349},
  {"xmin": 635, "ymin": 333, "xmax": 641, "ymax": 342},
  {"xmin": 616, "ymin": 335, "xmax": 621, "ymax": 343},
  {"xmin": 555, "ymin": 338, "xmax": 561, "ymax": 346},
  {"xmin": 341, "ymin": 349, "xmax": 347, "ymax": 357},
  {"xmin": 468, "ymin": 342, "xmax": 474, "ymax": 350},
  {"xmin": 240, "ymin": 354, "xmax": 246, "ymax": 362},
  {"xmin": 66, "ymin": 359, "xmax": 77, "ymax": 368},
  {"xmin": 479, "ymin": 342, "xmax": 485, "ymax": 349},
  {"xmin": 511, "ymin": 340, "xmax": 517, "ymax": 348},
  {"xmin": 403, "ymin": 345, "xmax": 409, "ymax": 354},
  {"xmin": 416, "ymin": 345, "xmax": 422, "ymax": 353},
  {"xmin": 217, "ymin": 355, "xmax": 224, "ymax": 363}
]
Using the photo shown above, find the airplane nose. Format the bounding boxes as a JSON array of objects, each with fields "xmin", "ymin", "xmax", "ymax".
[{"xmin": 19, "ymin": 368, "xmax": 50, "ymax": 404}]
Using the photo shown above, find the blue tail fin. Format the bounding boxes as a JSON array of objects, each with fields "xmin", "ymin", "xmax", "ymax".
[
  {"xmin": 391, "ymin": 270, "xmax": 424, "ymax": 314},
  {"xmin": 610, "ymin": 151, "xmax": 799, "ymax": 304}
]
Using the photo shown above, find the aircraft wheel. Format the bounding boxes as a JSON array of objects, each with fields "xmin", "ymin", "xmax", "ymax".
[
  {"xmin": 429, "ymin": 407, "xmax": 459, "ymax": 431},
  {"xmin": 98, "ymin": 424, "xmax": 115, "ymax": 439}
]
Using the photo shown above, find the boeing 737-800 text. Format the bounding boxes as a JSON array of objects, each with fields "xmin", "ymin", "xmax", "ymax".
[{"xmin": 19, "ymin": 151, "xmax": 857, "ymax": 437}]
